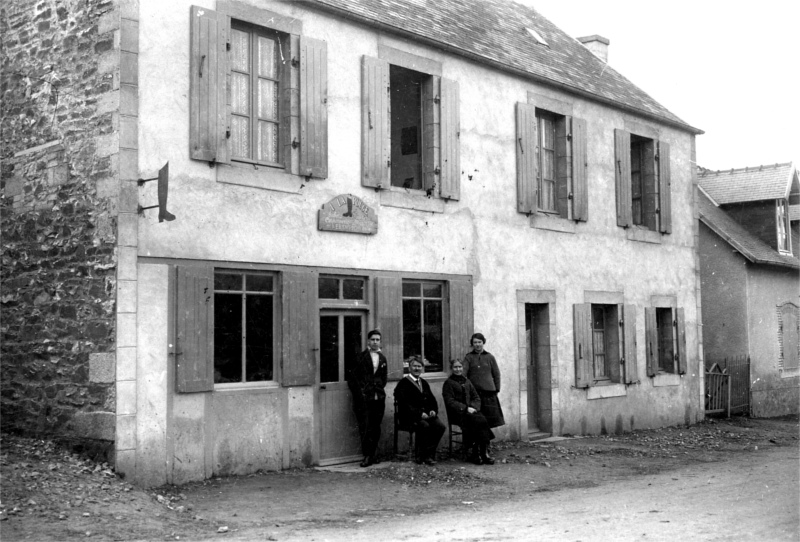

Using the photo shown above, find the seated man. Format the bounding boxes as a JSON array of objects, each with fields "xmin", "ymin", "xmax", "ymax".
[{"xmin": 394, "ymin": 357, "xmax": 446, "ymax": 465}]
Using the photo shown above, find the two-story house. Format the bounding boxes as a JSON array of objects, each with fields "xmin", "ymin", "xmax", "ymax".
[
  {"xmin": 698, "ymin": 163, "xmax": 800, "ymax": 416},
  {"xmin": 2, "ymin": 0, "xmax": 705, "ymax": 486}
]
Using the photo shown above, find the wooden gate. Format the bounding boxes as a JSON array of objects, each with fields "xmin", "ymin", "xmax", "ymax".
[{"xmin": 705, "ymin": 355, "xmax": 750, "ymax": 416}]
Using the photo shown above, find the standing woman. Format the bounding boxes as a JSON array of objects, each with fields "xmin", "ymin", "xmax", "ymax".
[{"xmin": 463, "ymin": 333, "xmax": 505, "ymax": 432}]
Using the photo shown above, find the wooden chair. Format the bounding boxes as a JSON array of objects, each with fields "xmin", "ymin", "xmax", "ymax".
[
  {"xmin": 393, "ymin": 399, "xmax": 416, "ymax": 459},
  {"xmin": 448, "ymin": 420, "xmax": 464, "ymax": 457}
]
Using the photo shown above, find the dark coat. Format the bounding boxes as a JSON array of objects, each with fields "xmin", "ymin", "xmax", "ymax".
[
  {"xmin": 347, "ymin": 349, "xmax": 388, "ymax": 408},
  {"xmin": 393, "ymin": 376, "xmax": 439, "ymax": 430},
  {"xmin": 442, "ymin": 374, "xmax": 481, "ymax": 426},
  {"xmin": 463, "ymin": 350, "xmax": 501, "ymax": 392}
]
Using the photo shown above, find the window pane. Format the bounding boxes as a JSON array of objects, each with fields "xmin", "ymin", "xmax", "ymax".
[
  {"xmin": 402, "ymin": 282, "xmax": 421, "ymax": 298},
  {"xmin": 230, "ymin": 28, "xmax": 250, "ymax": 72},
  {"xmin": 258, "ymin": 79, "xmax": 278, "ymax": 121},
  {"xmin": 402, "ymin": 298, "xmax": 422, "ymax": 372},
  {"xmin": 423, "ymin": 299, "xmax": 443, "ymax": 372},
  {"xmin": 257, "ymin": 35, "xmax": 277, "ymax": 78},
  {"xmin": 343, "ymin": 279, "xmax": 364, "ymax": 300},
  {"xmin": 231, "ymin": 72, "xmax": 250, "ymax": 115},
  {"xmin": 231, "ymin": 116, "xmax": 250, "ymax": 158},
  {"xmin": 657, "ymin": 308, "xmax": 675, "ymax": 372},
  {"xmin": 319, "ymin": 316, "xmax": 339, "ymax": 383},
  {"xmin": 343, "ymin": 316, "xmax": 363, "ymax": 382},
  {"xmin": 215, "ymin": 293, "xmax": 242, "ymax": 383},
  {"xmin": 215, "ymin": 273, "xmax": 242, "ymax": 291},
  {"xmin": 257, "ymin": 121, "xmax": 278, "ymax": 163},
  {"xmin": 246, "ymin": 274, "xmax": 273, "ymax": 292},
  {"xmin": 318, "ymin": 277, "xmax": 339, "ymax": 299},
  {"xmin": 245, "ymin": 295, "xmax": 273, "ymax": 381},
  {"xmin": 422, "ymin": 283, "xmax": 442, "ymax": 298}
]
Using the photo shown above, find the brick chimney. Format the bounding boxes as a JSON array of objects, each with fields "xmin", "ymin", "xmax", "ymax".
[{"xmin": 577, "ymin": 35, "xmax": 610, "ymax": 63}]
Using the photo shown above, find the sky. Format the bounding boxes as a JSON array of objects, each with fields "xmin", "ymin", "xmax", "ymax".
[{"xmin": 516, "ymin": 0, "xmax": 799, "ymax": 171}]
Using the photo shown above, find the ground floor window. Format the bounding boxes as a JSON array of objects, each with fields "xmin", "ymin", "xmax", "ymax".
[
  {"xmin": 645, "ymin": 306, "xmax": 687, "ymax": 376},
  {"xmin": 402, "ymin": 280, "xmax": 444, "ymax": 373},
  {"xmin": 574, "ymin": 302, "xmax": 637, "ymax": 387}
]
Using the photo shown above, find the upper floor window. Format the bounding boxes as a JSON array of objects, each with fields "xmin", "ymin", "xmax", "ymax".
[
  {"xmin": 537, "ymin": 110, "xmax": 557, "ymax": 213},
  {"xmin": 777, "ymin": 200, "xmax": 791, "ymax": 253}
]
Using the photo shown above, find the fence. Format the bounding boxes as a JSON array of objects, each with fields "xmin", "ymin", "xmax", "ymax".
[{"xmin": 705, "ymin": 354, "xmax": 751, "ymax": 416}]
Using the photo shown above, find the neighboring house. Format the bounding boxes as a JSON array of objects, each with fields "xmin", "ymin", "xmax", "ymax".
[
  {"xmin": 2, "ymin": 0, "xmax": 705, "ymax": 486},
  {"xmin": 697, "ymin": 163, "xmax": 800, "ymax": 417}
]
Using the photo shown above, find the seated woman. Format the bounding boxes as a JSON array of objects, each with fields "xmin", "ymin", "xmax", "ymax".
[
  {"xmin": 442, "ymin": 359, "xmax": 495, "ymax": 465},
  {"xmin": 394, "ymin": 357, "xmax": 446, "ymax": 465}
]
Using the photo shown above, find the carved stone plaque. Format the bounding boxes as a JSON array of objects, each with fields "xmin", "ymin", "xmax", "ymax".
[{"xmin": 318, "ymin": 194, "xmax": 378, "ymax": 235}]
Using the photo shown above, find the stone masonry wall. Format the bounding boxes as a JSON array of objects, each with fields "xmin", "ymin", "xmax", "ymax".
[{"xmin": 1, "ymin": 0, "xmax": 121, "ymax": 459}]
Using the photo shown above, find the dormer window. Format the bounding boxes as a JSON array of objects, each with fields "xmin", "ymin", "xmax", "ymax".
[{"xmin": 777, "ymin": 200, "xmax": 791, "ymax": 253}]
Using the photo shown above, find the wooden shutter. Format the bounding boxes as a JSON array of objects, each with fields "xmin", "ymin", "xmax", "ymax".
[
  {"xmin": 439, "ymin": 77, "xmax": 460, "ymax": 200},
  {"xmin": 516, "ymin": 102, "xmax": 538, "ymax": 214},
  {"xmin": 361, "ymin": 56, "xmax": 389, "ymax": 189},
  {"xmin": 189, "ymin": 5, "xmax": 229, "ymax": 164},
  {"xmin": 642, "ymin": 140, "xmax": 658, "ymax": 231},
  {"xmin": 622, "ymin": 304, "xmax": 638, "ymax": 384},
  {"xmin": 175, "ymin": 265, "xmax": 214, "ymax": 393},
  {"xmin": 448, "ymin": 278, "xmax": 473, "ymax": 364},
  {"xmin": 676, "ymin": 308, "xmax": 687, "ymax": 374},
  {"xmin": 422, "ymin": 76, "xmax": 441, "ymax": 194},
  {"xmin": 299, "ymin": 36, "xmax": 328, "ymax": 178},
  {"xmin": 573, "ymin": 304, "xmax": 592, "ymax": 388},
  {"xmin": 555, "ymin": 116, "xmax": 572, "ymax": 219},
  {"xmin": 645, "ymin": 307, "xmax": 658, "ymax": 377},
  {"xmin": 281, "ymin": 270, "xmax": 317, "ymax": 387},
  {"xmin": 658, "ymin": 141, "xmax": 672, "ymax": 233},
  {"xmin": 375, "ymin": 276, "xmax": 403, "ymax": 380},
  {"xmin": 614, "ymin": 129, "xmax": 632, "ymax": 227},
  {"xmin": 571, "ymin": 117, "xmax": 588, "ymax": 221}
]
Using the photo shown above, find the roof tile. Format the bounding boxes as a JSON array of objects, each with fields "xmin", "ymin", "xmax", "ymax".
[{"xmin": 697, "ymin": 162, "xmax": 795, "ymax": 204}]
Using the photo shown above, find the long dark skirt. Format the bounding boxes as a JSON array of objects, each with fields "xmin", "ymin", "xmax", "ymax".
[
  {"xmin": 460, "ymin": 410, "xmax": 495, "ymax": 448},
  {"xmin": 478, "ymin": 391, "xmax": 505, "ymax": 428}
]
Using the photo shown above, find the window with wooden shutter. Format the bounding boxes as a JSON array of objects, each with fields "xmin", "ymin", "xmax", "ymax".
[
  {"xmin": 374, "ymin": 276, "xmax": 403, "ymax": 379},
  {"xmin": 573, "ymin": 303, "xmax": 593, "ymax": 388},
  {"xmin": 176, "ymin": 265, "xmax": 215, "ymax": 393},
  {"xmin": 361, "ymin": 56, "xmax": 390, "ymax": 189},
  {"xmin": 300, "ymin": 35, "xmax": 328, "ymax": 178},
  {"xmin": 616, "ymin": 129, "xmax": 671, "ymax": 234},
  {"xmin": 657, "ymin": 141, "xmax": 671, "ymax": 233},
  {"xmin": 516, "ymin": 102, "xmax": 538, "ymax": 214},
  {"xmin": 448, "ymin": 278, "xmax": 473, "ymax": 363},
  {"xmin": 622, "ymin": 304, "xmax": 638, "ymax": 384},
  {"xmin": 644, "ymin": 307, "xmax": 658, "ymax": 377},
  {"xmin": 615, "ymin": 129, "xmax": 632, "ymax": 228},
  {"xmin": 676, "ymin": 307, "xmax": 687, "ymax": 374},
  {"xmin": 281, "ymin": 270, "xmax": 317, "ymax": 386}
]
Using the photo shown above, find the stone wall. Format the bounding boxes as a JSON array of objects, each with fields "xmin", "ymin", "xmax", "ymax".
[{"xmin": 1, "ymin": 0, "xmax": 121, "ymax": 459}]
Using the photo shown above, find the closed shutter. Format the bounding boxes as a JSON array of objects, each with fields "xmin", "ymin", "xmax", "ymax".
[
  {"xmin": 299, "ymin": 36, "xmax": 328, "ymax": 178},
  {"xmin": 622, "ymin": 304, "xmax": 638, "ymax": 384},
  {"xmin": 175, "ymin": 265, "xmax": 215, "ymax": 393},
  {"xmin": 571, "ymin": 117, "xmax": 588, "ymax": 222},
  {"xmin": 645, "ymin": 307, "xmax": 658, "ymax": 377},
  {"xmin": 676, "ymin": 308, "xmax": 687, "ymax": 374},
  {"xmin": 573, "ymin": 303, "xmax": 593, "ymax": 388},
  {"xmin": 189, "ymin": 5, "xmax": 229, "ymax": 164},
  {"xmin": 361, "ymin": 56, "xmax": 389, "ymax": 189},
  {"xmin": 658, "ymin": 141, "xmax": 672, "ymax": 233},
  {"xmin": 375, "ymin": 276, "xmax": 403, "ymax": 380},
  {"xmin": 516, "ymin": 102, "xmax": 538, "ymax": 214},
  {"xmin": 614, "ymin": 129, "xmax": 632, "ymax": 227},
  {"xmin": 448, "ymin": 278, "xmax": 473, "ymax": 363},
  {"xmin": 281, "ymin": 270, "xmax": 317, "ymax": 387},
  {"xmin": 439, "ymin": 78, "xmax": 460, "ymax": 200}
]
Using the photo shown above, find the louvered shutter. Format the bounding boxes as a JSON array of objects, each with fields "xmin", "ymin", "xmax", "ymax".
[
  {"xmin": 448, "ymin": 278, "xmax": 473, "ymax": 363},
  {"xmin": 615, "ymin": 129, "xmax": 632, "ymax": 227},
  {"xmin": 645, "ymin": 307, "xmax": 658, "ymax": 377},
  {"xmin": 658, "ymin": 141, "xmax": 672, "ymax": 233},
  {"xmin": 516, "ymin": 102, "xmax": 538, "ymax": 214},
  {"xmin": 361, "ymin": 56, "xmax": 389, "ymax": 189},
  {"xmin": 572, "ymin": 117, "xmax": 588, "ymax": 221},
  {"xmin": 439, "ymin": 78, "xmax": 460, "ymax": 200},
  {"xmin": 622, "ymin": 304, "xmax": 638, "ymax": 384},
  {"xmin": 676, "ymin": 308, "xmax": 687, "ymax": 374},
  {"xmin": 189, "ymin": 6, "xmax": 229, "ymax": 164},
  {"xmin": 573, "ymin": 304, "xmax": 593, "ymax": 388},
  {"xmin": 176, "ymin": 265, "xmax": 214, "ymax": 393},
  {"xmin": 375, "ymin": 276, "xmax": 403, "ymax": 380},
  {"xmin": 281, "ymin": 270, "xmax": 317, "ymax": 387},
  {"xmin": 299, "ymin": 36, "xmax": 328, "ymax": 178}
]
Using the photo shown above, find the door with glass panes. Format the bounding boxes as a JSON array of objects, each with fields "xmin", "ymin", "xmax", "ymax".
[{"xmin": 318, "ymin": 310, "xmax": 364, "ymax": 464}]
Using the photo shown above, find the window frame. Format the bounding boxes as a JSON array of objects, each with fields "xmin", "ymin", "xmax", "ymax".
[
  {"xmin": 645, "ymin": 305, "xmax": 687, "ymax": 377},
  {"xmin": 777, "ymin": 199, "xmax": 792, "ymax": 254},
  {"xmin": 573, "ymin": 301, "xmax": 636, "ymax": 388},
  {"xmin": 401, "ymin": 279, "xmax": 446, "ymax": 375}
]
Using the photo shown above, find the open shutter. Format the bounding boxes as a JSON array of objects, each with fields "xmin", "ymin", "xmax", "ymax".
[
  {"xmin": 281, "ymin": 270, "xmax": 317, "ymax": 386},
  {"xmin": 176, "ymin": 265, "xmax": 214, "ymax": 393},
  {"xmin": 622, "ymin": 304, "xmax": 638, "ymax": 384},
  {"xmin": 422, "ymin": 76, "xmax": 441, "ymax": 194},
  {"xmin": 642, "ymin": 140, "xmax": 658, "ymax": 231},
  {"xmin": 448, "ymin": 277, "xmax": 473, "ymax": 363},
  {"xmin": 614, "ymin": 129, "xmax": 632, "ymax": 227},
  {"xmin": 361, "ymin": 56, "xmax": 389, "ymax": 189},
  {"xmin": 676, "ymin": 308, "xmax": 687, "ymax": 374},
  {"xmin": 645, "ymin": 307, "xmax": 658, "ymax": 377},
  {"xmin": 375, "ymin": 276, "xmax": 403, "ymax": 380},
  {"xmin": 555, "ymin": 116, "xmax": 572, "ymax": 219},
  {"xmin": 189, "ymin": 5, "xmax": 229, "ymax": 164},
  {"xmin": 658, "ymin": 141, "xmax": 672, "ymax": 233},
  {"xmin": 516, "ymin": 102, "xmax": 538, "ymax": 214},
  {"xmin": 573, "ymin": 304, "xmax": 592, "ymax": 388},
  {"xmin": 439, "ymin": 77, "xmax": 460, "ymax": 200},
  {"xmin": 299, "ymin": 36, "xmax": 328, "ymax": 178},
  {"xmin": 571, "ymin": 117, "xmax": 588, "ymax": 221}
]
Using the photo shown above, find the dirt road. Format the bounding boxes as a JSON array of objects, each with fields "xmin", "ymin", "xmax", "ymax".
[{"xmin": 2, "ymin": 416, "xmax": 798, "ymax": 541}]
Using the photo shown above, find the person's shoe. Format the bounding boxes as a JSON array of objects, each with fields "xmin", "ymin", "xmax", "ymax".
[
  {"xmin": 468, "ymin": 451, "xmax": 483, "ymax": 465},
  {"xmin": 360, "ymin": 457, "xmax": 372, "ymax": 468},
  {"xmin": 423, "ymin": 458, "xmax": 437, "ymax": 466},
  {"xmin": 370, "ymin": 455, "xmax": 381, "ymax": 465},
  {"xmin": 481, "ymin": 455, "xmax": 495, "ymax": 465}
]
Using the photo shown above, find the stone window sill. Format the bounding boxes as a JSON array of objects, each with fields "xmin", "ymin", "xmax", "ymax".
[
  {"xmin": 587, "ymin": 383, "xmax": 626, "ymax": 399},
  {"xmin": 530, "ymin": 213, "xmax": 576, "ymax": 234},
  {"xmin": 380, "ymin": 188, "xmax": 446, "ymax": 213},
  {"xmin": 218, "ymin": 163, "xmax": 305, "ymax": 194},
  {"xmin": 626, "ymin": 227, "xmax": 662, "ymax": 244},
  {"xmin": 653, "ymin": 373, "xmax": 681, "ymax": 387}
]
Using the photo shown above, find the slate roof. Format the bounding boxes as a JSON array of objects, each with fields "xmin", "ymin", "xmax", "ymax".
[
  {"xmin": 698, "ymin": 190, "xmax": 799, "ymax": 269},
  {"xmin": 697, "ymin": 162, "xmax": 796, "ymax": 205},
  {"xmin": 307, "ymin": 0, "xmax": 701, "ymax": 134}
]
